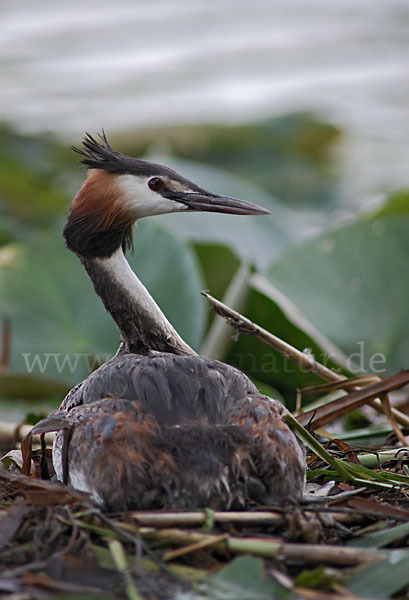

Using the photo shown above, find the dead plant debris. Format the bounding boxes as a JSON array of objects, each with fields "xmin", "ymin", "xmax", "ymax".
[
  {"xmin": 2, "ymin": 447, "xmax": 409, "ymax": 600},
  {"xmin": 2, "ymin": 303, "xmax": 409, "ymax": 599}
]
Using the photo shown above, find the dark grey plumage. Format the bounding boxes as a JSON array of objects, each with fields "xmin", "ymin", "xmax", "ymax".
[
  {"xmin": 50, "ymin": 353, "xmax": 305, "ymax": 511},
  {"xmin": 60, "ymin": 353, "xmax": 257, "ymax": 413}
]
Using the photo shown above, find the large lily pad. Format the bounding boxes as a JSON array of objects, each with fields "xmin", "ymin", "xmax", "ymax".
[
  {"xmin": 0, "ymin": 221, "xmax": 205, "ymax": 387},
  {"xmin": 264, "ymin": 215, "xmax": 409, "ymax": 375},
  {"xmin": 224, "ymin": 284, "xmax": 345, "ymax": 404}
]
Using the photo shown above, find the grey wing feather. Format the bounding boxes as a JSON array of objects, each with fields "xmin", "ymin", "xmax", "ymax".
[{"xmin": 60, "ymin": 353, "xmax": 257, "ymax": 426}]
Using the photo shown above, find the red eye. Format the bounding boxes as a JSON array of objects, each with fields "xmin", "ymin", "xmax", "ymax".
[{"xmin": 148, "ymin": 177, "xmax": 164, "ymax": 192}]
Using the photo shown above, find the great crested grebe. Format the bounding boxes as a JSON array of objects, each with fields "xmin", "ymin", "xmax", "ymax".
[{"xmin": 32, "ymin": 133, "xmax": 305, "ymax": 511}]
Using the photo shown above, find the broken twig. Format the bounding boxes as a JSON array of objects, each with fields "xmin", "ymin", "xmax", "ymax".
[{"xmin": 202, "ymin": 292, "xmax": 409, "ymax": 429}]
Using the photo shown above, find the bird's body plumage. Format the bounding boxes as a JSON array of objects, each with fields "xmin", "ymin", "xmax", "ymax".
[
  {"xmin": 32, "ymin": 133, "xmax": 306, "ymax": 510},
  {"xmin": 53, "ymin": 353, "xmax": 305, "ymax": 511}
]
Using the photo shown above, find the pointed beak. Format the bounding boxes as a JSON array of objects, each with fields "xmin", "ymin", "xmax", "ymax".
[{"xmin": 177, "ymin": 191, "xmax": 271, "ymax": 216}]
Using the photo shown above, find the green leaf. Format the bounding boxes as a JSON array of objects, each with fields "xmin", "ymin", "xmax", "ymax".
[
  {"xmin": 0, "ymin": 125, "xmax": 81, "ymax": 227},
  {"xmin": 0, "ymin": 222, "xmax": 205, "ymax": 386},
  {"xmin": 347, "ymin": 521, "xmax": 409, "ymax": 549},
  {"xmin": 337, "ymin": 427, "xmax": 394, "ymax": 446},
  {"xmin": 190, "ymin": 555, "xmax": 290, "ymax": 600},
  {"xmin": 129, "ymin": 221, "xmax": 206, "ymax": 349},
  {"xmin": 371, "ymin": 188, "xmax": 409, "ymax": 219},
  {"xmin": 264, "ymin": 215, "xmax": 409, "ymax": 376},
  {"xmin": 346, "ymin": 550, "xmax": 409, "ymax": 598},
  {"xmin": 295, "ymin": 566, "xmax": 340, "ymax": 590},
  {"xmin": 194, "ymin": 243, "xmax": 241, "ymax": 305},
  {"xmin": 224, "ymin": 285, "xmax": 343, "ymax": 403},
  {"xmin": 0, "ymin": 372, "xmax": 69, "ymax": 400},
  {"xmin": 357, "ymin": 448, "xmax": 409, "ymax": 469},
  {"xmin": 0, "ymin": 156, "xmax": 66, "ymax": 222}
]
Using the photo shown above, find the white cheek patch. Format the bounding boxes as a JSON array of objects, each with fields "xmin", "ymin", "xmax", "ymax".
[{"xmin": 118, "ymin": 174, "xmax": 188, "ymax": 218}]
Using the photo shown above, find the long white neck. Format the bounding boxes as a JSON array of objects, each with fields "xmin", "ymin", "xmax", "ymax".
[{"xmin": 82, "ymin": 248, "xmax": 195, "ymax": 356}]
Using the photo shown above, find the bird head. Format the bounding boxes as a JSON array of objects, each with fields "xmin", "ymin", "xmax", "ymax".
[{"xmin": 64, "ymin": 132, "xmax": 270, "ymax": 259}]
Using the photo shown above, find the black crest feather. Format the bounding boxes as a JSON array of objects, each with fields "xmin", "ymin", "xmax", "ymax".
[
  {"xmin": 71, "ymin": 131, "xmax": 183, "ymax": 179},
  {"xmin": 72, "ymin": 131, "xmax": 136, "ymax": 174}
]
